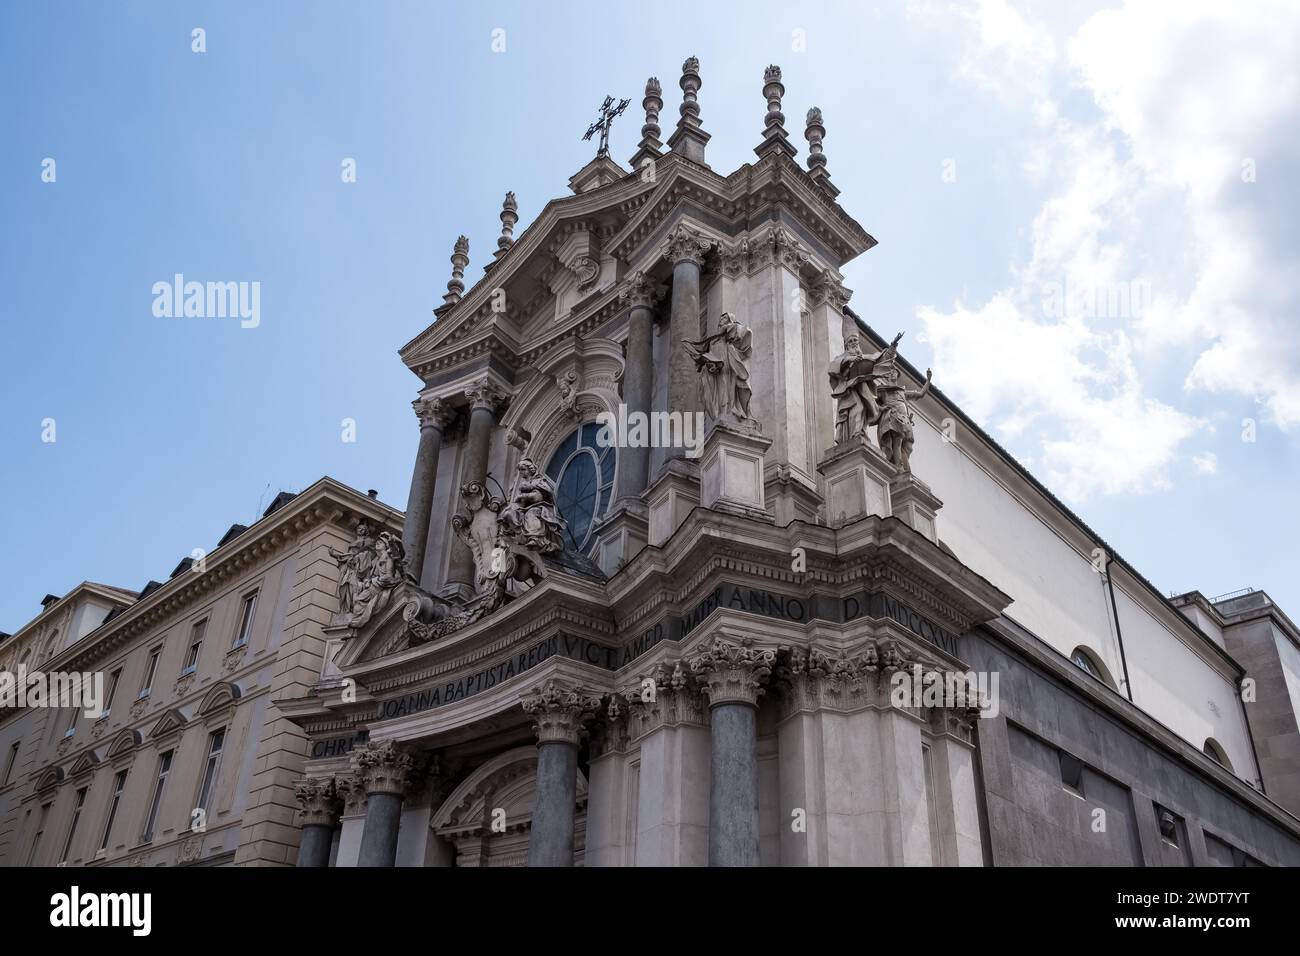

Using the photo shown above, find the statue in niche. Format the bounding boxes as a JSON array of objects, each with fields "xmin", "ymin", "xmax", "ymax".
[
  {"xmin": 829, "ymin": 331, "xmax": 899, "ymax": 444},
  {"xmin": 499, "ymin": 457, "xmax": 566, "ymax": 554},
  {"xmin": 683, "ymin": 311, "xmax": 757, "ymax": 428},
  {"xmin": 871, "ymin": 334, "xmax": 932, "ymax": 472}
]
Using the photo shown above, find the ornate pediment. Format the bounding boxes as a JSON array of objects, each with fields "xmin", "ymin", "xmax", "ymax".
[
  {"xmin": 69, "ymin": 750, "xmax": 100, "ymax": 777},
  {"xmin": 35, "ymin": 765, "xmax": 63, "ymax": 792},
  {"xmin": 196, "ymin": 681, "xmax": 242, "ymax": 718},
  {"xmin": 106, "ymin": 728, "xmax": 142, "ymax": 760},
  {"xmin": 147, "ymin": 708, "xmax": 188, "ymax": 742}
]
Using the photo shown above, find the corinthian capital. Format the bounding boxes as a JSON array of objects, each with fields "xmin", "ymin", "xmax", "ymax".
[
  {"xmin": 464, "ymin": 380, "xmax": 508, "ymax": 415},
  {"xmin": 521, "ymin": 680, "xmax": 602, "ymax": 745},
  {"xmin": 662, "ymin": 224, "xmax": 715, "ymax": 268},
  {"xmin": 414, "ymin": 395, "xmax": 456, "ymax": 431},
  {"xmin": 688, "ymin": 638, "xmax": 776, "ymax": 707},
  {"xmin": 294, "ymin": 776, "xmax": 343, "ymax": 827},
  {"xmin": 352, "ymin": 740, "xmax": 414, "ymax": 797},
  {"xmin": 619, "ymin": 270, "xmax": 656, "ymax": 310}
]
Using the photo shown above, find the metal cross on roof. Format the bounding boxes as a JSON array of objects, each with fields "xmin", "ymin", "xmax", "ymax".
[{"xmin": 582, "ymin": 95, "xmax": 631, "ymax": 159}]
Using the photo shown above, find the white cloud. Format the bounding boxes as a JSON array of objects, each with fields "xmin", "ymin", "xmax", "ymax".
[
  {"xmin": 1192, "ymin": 452, "xmax": 1218, "ymax": 475},
  {"xmin": 916, "ymin": 0, "xmax": 1300, "ymax": 502}
]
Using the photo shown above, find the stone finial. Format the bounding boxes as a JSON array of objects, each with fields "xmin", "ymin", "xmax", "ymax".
[
  {"xmin": 443, "ymin": 235, "xmax": 469, "ymax": 306},
  {"xmin": 629, "ymin": 77, "xmax": 666, "ymax": 172},
  {"xmin": 804, "ymin": 107, "xmax": 839, "ymax": 197},
  {"xmin": 754, "ymin": 64, "xmax": 796, "ymax": 160},
  {"xmin": 494, "ymin": 191, "xmax": 518, "ymax": 261},
  {"xmin": 666, "ymin": 56, "xmax": 710, "ymax": 165}
]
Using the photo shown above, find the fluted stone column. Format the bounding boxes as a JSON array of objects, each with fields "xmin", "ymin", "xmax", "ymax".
[
  {"xmin": 689, "ymin": 638, "xmax": 775, "ymax": 867},
  {"xmin": 662, "ymin": 225, "xmax": 714, "ymax": 462},
  {"xmin": 522, "ymin": 680, "xmax": 601, "ymax": 867},
  {"xmin": 615, "ymin": 271, "xmax": 656, "ymax": 502},
  {"xmin": 294, "ymin": 776, "xmax": 342, "ymax": 868},
  {"xmin": 355, "ymin": 741, "xmax": 413, "ymax": 868},
  {"xmin": 446, "ymin": 380, "xmax": 507, "ymax": 593},
  {"xmin": 404, "ymin": 396, "xmax": 455, "ymax": 587}
]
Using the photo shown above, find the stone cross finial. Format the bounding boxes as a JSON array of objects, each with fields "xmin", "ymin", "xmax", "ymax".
[
  {"xmin": 494, "ymin": 191, "xmax": 518, "ymax": 261},
  {"xmin": 755, "ymin": 64, "xmax": 796, "ymax": 160},
  {"xmin": 666, "ymin": 56, "xmax": 710, "ymax": 165},
  {"xmin": 443, "ymin": 235, "xmax": 469, "ymax": 306},
  {"xmin": 804, "ymin": 107, "xmax": 839, "ymax": 197}
]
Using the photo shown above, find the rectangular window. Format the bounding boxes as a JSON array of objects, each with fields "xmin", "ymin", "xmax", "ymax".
[
  {"xmin": 141, "ymin": 750, "xmax": 173, "ymax": 842},
  {"xmin": 60, "ymin": 786, "xmax": 88, "ymax": 863},
  {"xmin": 232, "ymin": 593, "xmax": 258, "ymax": 649},
  {"xmin": 27, "ymin": 803, "xmax": 51, "ymax": 866},
  {"xmin": 100, "ymin": 769, "xmax": 128, "ymax": 852},
  {"xmin": 102, "ymin": 668, "xmax": 122, "ymax": 717},
  {"xmin": 63, "ymin": 706, "xmax": 79, "ymax": 737},
  {"xmin": 183, "ymin": 620, "xmax": 206, "ymax": 674},
  {"xmin": 2, "ymin": 741, "xmax": 19, "ymax": 786},
  {"xmin": 139, "ymin": 647, "xmax": 162, "ymax": 698},
  {"xmin": 196, "ymin": 728, "xmax": 226, "ymax": 813}
]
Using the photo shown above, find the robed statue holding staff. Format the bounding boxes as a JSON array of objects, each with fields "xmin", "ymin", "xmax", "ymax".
[{"xmin": 829, "ymin": 331, "xmax": 902, "ymax": 444}]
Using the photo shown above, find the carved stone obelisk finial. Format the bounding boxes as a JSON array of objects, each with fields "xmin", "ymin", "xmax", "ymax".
[
  {"xmin": 494, "ymin": 192, "xmax": 518, "ymax": 261},
  {"xmin": 754, "ymin": 65, "xmax": 796, "ymax": 160},
  {"xmin": 805, "ymin": 107, "xmax": 839, "ymax": 198},
  {"xmin": 667, "ymin": 57, "xmax": 710, "ymax": 166},
  {"xmin": 629, "ymin": 77, "xmax": 664, "ymax": 172},
  {"xmin": 443, "ymin": 235, "xmax": 469, "ymax": 306}
]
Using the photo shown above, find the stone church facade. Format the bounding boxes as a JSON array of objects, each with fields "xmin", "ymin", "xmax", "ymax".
[
  {"xmin": 284, "ymin": 59, "xmax": 1300, "ymax": 867},
  {"xmin": 5, "ymin": 59, "xmax": 1300, "ymax": 868}
]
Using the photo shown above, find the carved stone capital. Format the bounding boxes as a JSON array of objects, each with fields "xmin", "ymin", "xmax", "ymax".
[
  {"xmin": 520, "ymin": 680, "xmax": 602, "ymax": 746},
  {"xmin": 662, "ymin": 224, "xmax": 715, "ymax": 268},
  {"xmin": 414, "ymin": 395, "xmax": 455, "ymax": 431},
  {"xmin": 619, "ymin": 269, "xmax": 656, "ymax": 310},
  {"xmin": 687, "ymin": 638, "xmax": 776, "ymax": 708},
  {"xmin": 352, "ymin": 740, "xmax": 414, "ymax": 797},
  {"xmin": 810, "ymin": 271, "xmax": 852, "ymax": 309},
  {"xmin": 336, "ymin": 773, "xmax": 368, "ymax": 815},
  {"xmin": 464, "ymin": 380, "xmax": 508, "ymax": 416},
  {"xmin": 616, "ymin": 661, "xmax": 707, "ymax": 742},
  {"xmin": 294, "ymin": 775, "xmax": 343, "ymax": 827}
]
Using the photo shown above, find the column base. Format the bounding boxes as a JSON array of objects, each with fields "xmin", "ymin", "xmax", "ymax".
[
  {"xmin": 646, "ymin": 458, "xmax": 700, "ymax": 548},
  {"xmin": 890, "ymin": 473, "xmax": 944, "ymax": 543}
]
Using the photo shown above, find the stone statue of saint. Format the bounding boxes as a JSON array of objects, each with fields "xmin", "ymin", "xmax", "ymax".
[
  {"xmin": 329, "ymin": 523, "xmax": 411, "ymax": 629},
  {"xmin": 683, "ymin": 312, "xmax": 757, "ymax": 427},
  {"xmin": 872, "ymin": 334, "xmax": 932, "ymax": 472},
  {"xmin": 329, "ymin": 521, "xmax": 376, "ymax": 621},
  {"xmin": 498, "ymin": 457, "xmax": 566, "ymax": 553},
  {"xmin": 829, "ymin": 331, "xmax": 900, "ymax": 444}
]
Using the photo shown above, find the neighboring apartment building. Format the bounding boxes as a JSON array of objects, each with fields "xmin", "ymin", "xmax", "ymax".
[{"xmin": 0, "ymin": 478, "xmax": 400, "ymax": 867}]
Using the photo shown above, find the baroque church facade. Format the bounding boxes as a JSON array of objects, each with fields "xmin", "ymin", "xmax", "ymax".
[
  {"xmin": 5, "ymin": 59, "xmax": 1300, "ymax": 869},
  {"xmin": 285, "ymin": 59, "xmax": 1300, "ymax": 868}
]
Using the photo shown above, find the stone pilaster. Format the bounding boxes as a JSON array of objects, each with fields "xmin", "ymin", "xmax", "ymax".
[
  {"xmin": 404, "ymin": 395, "xmax": 455, "ymax": 587},
  {"xmin": 688, "ymin": 638, "xmax": 775, "ymax": 867},
  {"xmin": 522, "ymin": 680, "xmax": 601, "ymax": 866},
  {"xmin": 354, "ymin": 741, "xmax": 414, "ymax": 867},
  {"xmin": 615, "ymin": 270, "xmax": 657, "ymax": 504},
  {"xmin": 294, "ymin": 776, "xmax": 342, "ymax": 868}
]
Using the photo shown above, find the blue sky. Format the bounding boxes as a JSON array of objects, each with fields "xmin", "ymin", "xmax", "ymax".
[{"xmin": 2, "ymin": 0, "xmax": 1298, "ymax": 632}]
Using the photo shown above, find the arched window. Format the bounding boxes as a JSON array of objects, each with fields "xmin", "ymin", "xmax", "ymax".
[
  {"xmin": 1070, "ymin": 646, "xmax": 1116, "ymax": 690},
  {"xmin": 1203, "ymin": 738, "xmax": 1232, "ymax": 770},
  {"xmin": 545, "ymin": 422, "xmax": 616, "ymax": 555}
]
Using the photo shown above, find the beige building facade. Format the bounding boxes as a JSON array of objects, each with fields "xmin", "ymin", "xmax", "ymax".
[{"xmin": 0, "ymin": 479, "xmax": 400, "ymax": 867}]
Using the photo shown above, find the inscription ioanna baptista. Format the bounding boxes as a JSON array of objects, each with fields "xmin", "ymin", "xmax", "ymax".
[{"xmin": 376, "ymin": 632, "xmax": 620, "ymax": 721}]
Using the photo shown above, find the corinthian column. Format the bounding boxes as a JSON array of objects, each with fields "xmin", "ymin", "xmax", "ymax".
[
  {"xmin": 663, "ymin": 224, "xmax": 714, "ymax": 461},
  {"xmin": 522, "ymin": 680, "xmax": 602, "ymax": 867},
  {"xmin": 615, "ymin": 271, "xmax": 656, "ymax": 503},
  {"xmin": 294, "ymin": 776, "xmax": 342, "ymax": 868},
  {"xmin": 354, "ymin": 741, "xmax": 413, "ymax": 867},
  {"xmin": 445, "ymin": 380, "xmax": 508, "ymax": 595},
  {"xmin": 688, "ymin": 638, "xmax": 775, "ymax": 866},
  {"xmin": 403, "ymin": 396, "xmax": 455, "ymax": 587}
]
